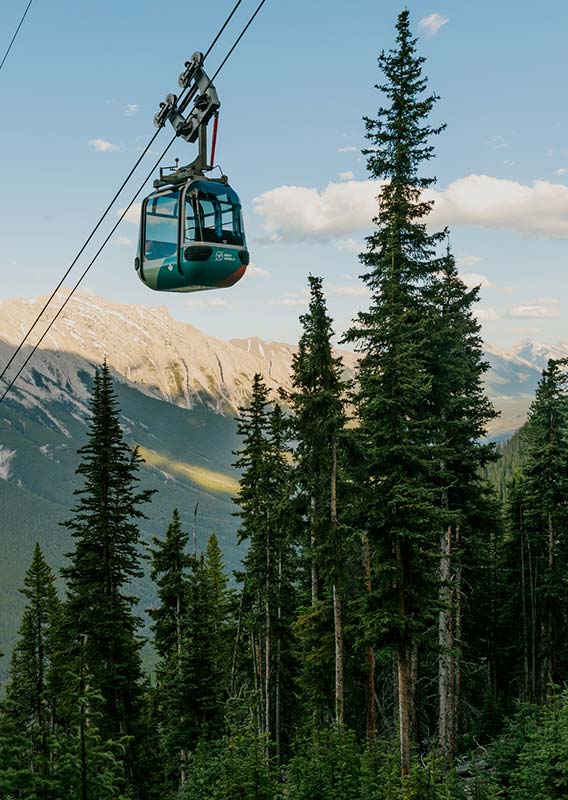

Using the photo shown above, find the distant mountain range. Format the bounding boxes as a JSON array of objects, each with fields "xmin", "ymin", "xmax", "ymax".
[{"xmin": 0, "ymin": 291, "xmax": 560, "ymax": 672}]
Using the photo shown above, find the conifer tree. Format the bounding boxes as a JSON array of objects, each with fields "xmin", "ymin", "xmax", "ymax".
[
  {"xmin": 233, "ymin": 377, "xmax": 296, "ymax": 752},
  {"xmin": 287, "ymin": 275, "xmax": 349, "ymax": 727},
  {"xmin": 149, "ymin": 509, "xmax": 193, "ymax": 661},
  {"xmin": 425, "ymin": 250, "xmax": 497, "ymax": 758},
  {"xmin": 61, "ymin": 362, "xmax": 154, "ymax": 788},
  {"xmin": 52, "ymin": 667, "xmax": 132, "ymax": 800},
  {"xmin": 0, "ymin": 544, "xmax": 60, "ymax": 798},
  {"xmin": 504, "ymin": 359, "xmax": 568, "ymax": 701},
  {"xmin": 149, "ymin": 509, "xmax": 193, "ymax": 790},
  {"xmin": 150, "ymin": 521, "xmax": 231, "ymax": 792},
  {"xmin": 344, "ymin": 9, "xmax": 447, "ymax": 775}
]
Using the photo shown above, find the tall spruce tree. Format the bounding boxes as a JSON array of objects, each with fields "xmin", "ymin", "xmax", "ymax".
[
  {"xmin": 504, "ymin": 359, "xmax": 568, "ymax": 701},
  {"xmin": 149, "ymin": 509, "xmax": 193, "ymax": 661},
  {"xmin": 287, "ymin": 275, "xmax": 349, "ymax": 727},
  {"xmin": 61, "ymin": 362, "xmax": 154, "ymax": 791},
  {"xmin": 149, "ymin": 509, "xmax": 193, "ymax": 791},
  {"xmin": 233, "ymin": 376, "xmax": 296, "ymax": 753},
  {"xmin": 344, "ymin": 9, "xmax": 447, "ymax": 775},
  {"xmin": 425, "ymin": 250, "xmax": 497, "ymax": 758},
  {"xmin": 0, "ymin": 544, "xmax": 60, "ymax": 799}
]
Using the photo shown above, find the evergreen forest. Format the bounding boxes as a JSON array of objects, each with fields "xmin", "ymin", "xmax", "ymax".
[{"xmin": 3, "ymin": 10, "xmax": 568, "ymax": 800}]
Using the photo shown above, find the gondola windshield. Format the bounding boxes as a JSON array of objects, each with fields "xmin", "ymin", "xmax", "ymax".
[
  {"xmin": 185, "ymin": 181, "xmax": 244, "ymax": 247},
  {"xmin": 144, "ymin": 192, "xmax": 180, "ymax": 263}
]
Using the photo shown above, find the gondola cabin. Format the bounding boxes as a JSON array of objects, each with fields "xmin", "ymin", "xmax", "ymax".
[{"xmin": 136, "ymin": 178, "xmax": 249, "ymax": 293}]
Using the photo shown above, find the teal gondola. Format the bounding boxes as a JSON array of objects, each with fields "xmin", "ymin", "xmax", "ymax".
[{"xmin": 136, "ymin": 178, "xmax": 249, "ymax": 293}]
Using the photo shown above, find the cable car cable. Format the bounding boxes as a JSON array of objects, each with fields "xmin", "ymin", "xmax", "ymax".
[
  {"xmin": 0, "ymin": 0, "xmax": 269, "ymax": 404},
  {"xmin": 0, "ymin": 0, "xmax": 34, "ymax": 75},
  {"xmin": 0, "ymin": 128, "xmax": 163, "ymax": 386},
  {"xmin": 0, "ymin": 134, "xmax": 177, "ymax": 406},
  {"xmin": 203, "ymin": 0, "xmax": 243, "ymax": 60},
  {"xmin": 0, "ymin": 0, "xmax": 245, "ymax": 387}
]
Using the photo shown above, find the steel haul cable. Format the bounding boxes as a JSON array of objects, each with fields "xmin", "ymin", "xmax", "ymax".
[
  {"xmin": 0, "ymin": 0, "xmax": 244, "ymax": 389},
  {"xmin": 0, "ymin": 0, "xmax": 34, "ymax": 75},
  {"xmin": 0, "ymin": 134, "xmax": 177, "ymax": 404},
  {"xmin": 0, "ymin": 0, "xmax": 270, "ymax": 404}
]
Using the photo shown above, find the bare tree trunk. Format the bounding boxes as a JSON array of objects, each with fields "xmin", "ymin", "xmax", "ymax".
[
  {"xmin": 396, "ymin": 537, "xmax": 411, "ymax": 777},
  {"xmin": 527, "ymin": 536, "xmax": 537, "ymax": 701},
  {"xmin": 230, "ymin": 585, "xmax": 246, "ymax": 696},
  {"xmin": 454, "ymin": 524, "xmax": 462, "ymax": 752},
  {"xmin": 397, "ymin": 644, "xmax": 412, "ymax": 778},
  {"xmin": 251, "ymin": 633, "xmax": 262, "ymax": 737},
  {"xmin": 520, "ymin": 510, "xmax": 530, "ymax": 700},
  {"xmin": 409, "ymin": 642, "xmax": 419, "ymax": 745},
  {"xmin": 311, "ymin": 496, "xmax": 319, "ymax": 604},
  {"xmin": 275, "ymin": 557, "xmax": 282, "ymax": 760},
  {"xmin": 332, "ymin": 584, "xmax": 344, "ymax": 726},
  {"xmin": 438, "ymin": 524, "xmax": 454, "ymax": 760},
  {"xmin": 330, "ymin": 439, "xmax": 344, "ymax": 726},
  {"xmin": 80, "ymin": 636, "xmax": 88, "ymax": 800},
  {"xmin": 363, "ymin": 532, "xmax": 376, "ymax": 745},
  {"xmin": 547, "ymin": 512, "xmax": 555, "ymax": 689},
  {"xmin": 177, "ymin": 592, "xmax": 187, "ymax": 786},
  {"xmin": 265, "ymin": 530, "xmax": 271, "ymax": 740}
]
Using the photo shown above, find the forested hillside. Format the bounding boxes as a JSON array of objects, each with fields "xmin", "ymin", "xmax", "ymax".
[{"xmin": 2, "ymin": 10, "xmax": 568, "ymax": 800}]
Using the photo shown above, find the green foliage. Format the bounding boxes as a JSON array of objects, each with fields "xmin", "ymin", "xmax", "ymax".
[
  {"xmin": 233, "ymin": 375, "xmax": 298, "ymax": 748},
  {"xmin": 509, "ymin": 693, "xmax": 568, "ymax": 800},
  {"xmin": 52, "ymin": 674, "xmax": 133, "ymax": 800},
  {"xmin": 181, "ymin": 704, "xmax": 282, "ymax": 800},
  {"xmin": 287, "ymin": 725, "xmax": 360, "ymax": 800},
  {"xmin": 149, "ymin": 508, "xmax": 193, "ymax": 659},
  {"xmin": 0, "ymin": 545, "xmax": 60, "ymax": 798}
]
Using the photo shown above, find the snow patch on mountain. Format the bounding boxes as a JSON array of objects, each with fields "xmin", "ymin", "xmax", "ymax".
[{"xmin": 0, "ymin": 446, "xmax": 16, "ymax": 479}]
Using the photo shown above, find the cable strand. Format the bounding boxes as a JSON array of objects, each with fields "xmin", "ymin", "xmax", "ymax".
[
  {"xmin": 0, "ymin": 0, "xmax": 34, "ymax": 74},
  {"xmin": 0, "ymin": 134, "xmax": 177, "ymax": 404}
]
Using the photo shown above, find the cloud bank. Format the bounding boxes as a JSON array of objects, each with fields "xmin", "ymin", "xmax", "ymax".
[
  {"xmin": 419, "ymin": 13, "xmax": 449, "ymax": 36},
  {"xmin": 89, "ymin": 138, "xmax": 120, "ymax": 153},
  {"xmin": 254, "ymin": 175, "xmax": 568, "ymax": 243}
]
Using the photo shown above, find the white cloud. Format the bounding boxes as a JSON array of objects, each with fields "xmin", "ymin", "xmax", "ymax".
[
  {"xmin": 272, "ymin": 291, "xmax": 309, "ymax": 307},
  {"xmin": 488, "ymin": 135, "xmax": 507, "ymax": 150},
  {"xmin": 185, "ymin": 297, "xmax": 229, "ymax": 308},
  {"xmin": 419, "ymin": 12, "xmax": 449, "ymax": 36},
  {"xmin": 338, "ymin": 171, "xmax": 354, "ymax": 181},
  {"xmin": 460, "ymin": 272, "xmax": 495, "ymax": 289},
  {"xmin": 119, "ymin": 203, "xmax": 141, "ymax": 225},
  {"xmin": 428, "ymin": 175, "xmax": 568, "ymax": 238},
  {"xmin": 509, "ymin": 300, "xmax": 560, "ymax": 319},
  {"xmin": 247, "ymin": 263, "xmax": 270, "ymax": 278},
  {"xmin": 335, "ymin": 238, "xmax": 362, "ymax": 253},
  {"xmin": 476, "ymin": 308, "xmax": 501, "ymax": 322},
  {"xmin": 337, "ymin": 146, "xmax": 358, "ymax": 153},
  {"xmin": 554, "ymin": 167, "xmax": 568, "ymax": 176},
  {"xmin": 255, "ymin": 175, "xmax": 568, "ymax": 243},
  {"xmin": 456, "ymin": 255, "xmax": 481, "ymax": 267},
  {"xmin": 124, "ymin": 104, "xmax": 140, "ymax": 116},
  {"xmin": 254, "ymin": 180, "xmax": 380, "ymax": 242},
  {"xmin": 111, "ymin": 236, "xmax": 133, "ymax": 246},
  {"xmin": 89, "ymin": 138, "xmax": 120, "ymax": 153}
]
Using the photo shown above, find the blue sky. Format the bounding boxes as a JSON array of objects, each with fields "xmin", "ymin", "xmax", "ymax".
[{"xmin": 1, "ymin": 0, "xmax": 567, "ymax": 349}]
